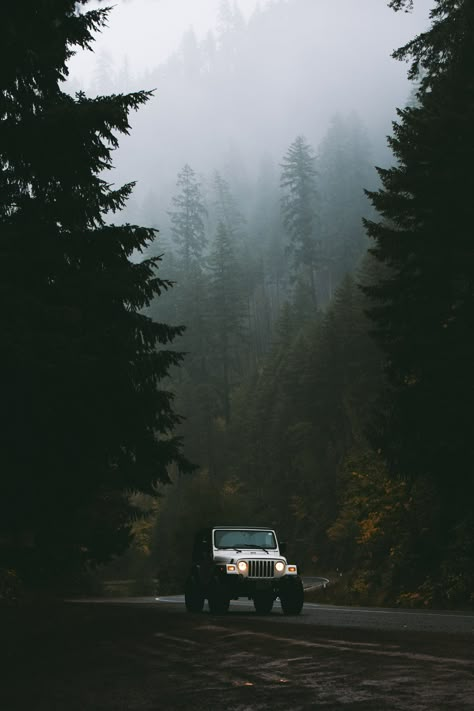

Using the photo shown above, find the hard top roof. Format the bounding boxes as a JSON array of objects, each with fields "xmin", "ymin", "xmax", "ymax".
[
  {"xmin": 194, "ymin": 526, "xmax": 277, "ymax": 540},
  {"xmin": 212, "ymin": 526, "xmax": 276, "ymax": 531}
]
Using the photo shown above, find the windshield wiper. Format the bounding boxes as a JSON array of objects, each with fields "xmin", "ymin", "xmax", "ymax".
[
  {"xmin": 216, "ymin": 546, "xmax": 242, "ymax": 552},
  {"xmin": 239, "ymin": 544, "xmax": 269, "ymax": 552}
]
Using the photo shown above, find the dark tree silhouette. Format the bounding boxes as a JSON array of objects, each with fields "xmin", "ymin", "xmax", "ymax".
[
  {"xmin": 363, "ymin": 0, "xmax": 474, "ymax": 494},
  {"xmin": 208, "ymin": 222, "xmax": 245, "ymax": 424},
  {"xmin": 0, "ymin": 1, "xmax": 189, "ymax": 580}
]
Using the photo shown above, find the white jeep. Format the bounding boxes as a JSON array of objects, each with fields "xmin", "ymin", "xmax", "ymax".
[{"xmin": 184, "ymin": 526, "xmax": 304, "ymax": 615}]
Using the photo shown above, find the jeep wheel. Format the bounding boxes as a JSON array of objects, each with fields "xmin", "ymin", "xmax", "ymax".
[
  {"xmin": 208, "ymin": 580, "xmax": 230, "ymax": 614},
  {"xmin": 253, "ymin": 591, "xmax": 274, "ymax": 615},
  {"xmin": 280, "ymin": 576, "xmax": 304, "ymax": 615},
  {"xmin": 184, "ymin": 576, "xmax": 204, "ymax": 613}
]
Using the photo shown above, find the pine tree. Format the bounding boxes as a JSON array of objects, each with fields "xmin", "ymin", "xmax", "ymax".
[
  {"xmin": 318, "ymin": 114, "xmax": 374, "ymax": 297},
  {"xmin": 168, "ymin": 164, "xmax": 207, "ymax": 273},
  {"xmin": 0, "ymin": 1, "xmax": 188, "ymax": 579},
  {"xmin": 208, "ymin": 222, "xmax": 245, "ymax": 423},
  {"xmin": 213, "ymin": 171, "xmax": 246, "ymax": 239},
  {"xmin": 363, "ymin": 1, "xmax": 474, "ymax": 497},
  {"xmin": 217, "ymin": 0, "xmax": 246, "ymax": 71},
  {"xmin": 280, "ymin": 136, "xmax": 320, "ymax": 304}
]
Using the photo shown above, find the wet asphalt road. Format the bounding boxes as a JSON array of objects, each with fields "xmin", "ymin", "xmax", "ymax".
[
  {"xmin": 154, "ymin": 593, "xmax": 474, "ymax": 636},
  {"xmin": 2, "ymin": 586, "xmax": 473, "ymax": 710},
  {"xmin": 87, "ymin": 574, "xmax": 474, "ymax": 637}
]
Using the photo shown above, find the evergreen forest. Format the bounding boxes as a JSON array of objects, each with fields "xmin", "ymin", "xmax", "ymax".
[{"xmin": 1, "ymin": 0, "xmax": 473, "ymax": 609}]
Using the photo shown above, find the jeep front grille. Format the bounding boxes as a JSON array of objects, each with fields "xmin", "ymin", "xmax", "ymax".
[{"xmin": 248, "ymin": 560, "xmax": 275, "ymax": 578}]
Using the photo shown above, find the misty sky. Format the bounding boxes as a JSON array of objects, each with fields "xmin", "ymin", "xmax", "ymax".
[
  {"xmin": 69, "ymin": 0, "xmax": 432, "ymax": 86},
  {"xmin": 66, "ymin": 0, "xmax": 435, "ymax": 230},
  {"xmin": 69, "ymin": 0, "xmax": 272, "ymax": 83}
]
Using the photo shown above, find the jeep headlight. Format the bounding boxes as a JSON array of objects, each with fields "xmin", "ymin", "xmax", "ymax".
[
  {"xmin": 275, "ymin": 561, "xmax": 285, "ymax": 573},
  {"xmin": 237, "ymin": 561, "xmax": 248, "ymax": 572}
]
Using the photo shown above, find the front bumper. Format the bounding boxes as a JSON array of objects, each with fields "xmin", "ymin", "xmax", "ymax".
[{"xmin": 214, "ymin": 571, "xmax": 299, "ymax": 599}]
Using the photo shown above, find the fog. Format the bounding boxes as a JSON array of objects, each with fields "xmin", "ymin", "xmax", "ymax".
[
  {"xmin": 69, "ymin": 0, "xmax": 271, "ymax": 78},
  {"xmin": 67, "ymin": 0, "xmax": 432, "ymax": 235},
  {"xmin": 7, "ymin": 0, "xmax": 473, "ymax": 622}
]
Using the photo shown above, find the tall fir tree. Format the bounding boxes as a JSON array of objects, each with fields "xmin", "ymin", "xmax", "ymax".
[
  {"xmin": 217, "ymin": 0, "xmax": 246, "ymax": 72},
  {"xmin": 280, "ymin": 136, "xmax": 320, "ymax": 304},
  {"xmin": 252, "ymin": 154, "xmax": 287, "ymax": 321},
  {"xmin": 318, "ymin": 114, "xmax": 373, "ymax": 298},
  {"xmin": 0, "ymin": 1, "xmax": 188, "ymax": 580},
  {"xmin": 213, "ymin": 171, "xmax": 246, "ymax": 240},
  {"xmin": 208, "ymin": 221, "xmax": 245, "ymax": 424},
  {"xmin": 363, "ymin": 1, "xmax": 474, "ymax": 502},
  {"xmin": 168, "ymin": 164, "xmax": 207, "ymax": 273}
]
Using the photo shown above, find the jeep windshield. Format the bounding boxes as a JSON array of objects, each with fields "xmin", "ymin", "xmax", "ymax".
[{"xmin": 213, "ymin": 529, "xmax": 277, "ymax": 550}]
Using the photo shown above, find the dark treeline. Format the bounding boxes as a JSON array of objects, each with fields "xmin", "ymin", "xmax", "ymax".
[
  {"xmin": 1, "ymin": 0, "xmax": 473, "ymax": 610},
  {"xmin": 129, "ymin": 0, "xmax": 474, "ymax": 608},
  {"xmin": 0, "ymin": 1, "xmax": 190, "ymax": 597}
]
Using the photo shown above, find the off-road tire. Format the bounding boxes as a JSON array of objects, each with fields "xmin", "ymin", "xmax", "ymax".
[
  {"xmin": 208, "ymin": 579, "xmax": 230, "ymax": 614},
  {"xmin": 280, "ymin": 576, "xmax": 304, "ymax": 615},
  {"xmin": 184, "ymin": 576, "xmax": 205, "ymax": 613},
  {"xmin": 253, "ymin": 591, "xmax": 274, "ymax": 615}
]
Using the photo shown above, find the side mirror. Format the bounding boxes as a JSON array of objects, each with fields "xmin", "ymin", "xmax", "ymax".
[{"xmin": 279, "ymin": 541, "xmax": 287, "ymax": 555}]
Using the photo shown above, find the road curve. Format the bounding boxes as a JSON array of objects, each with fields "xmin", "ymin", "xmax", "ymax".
[
  {"xmin": 74, "ymin": 575, "xmax": 474, "ymax": 637},
  {"xmin": 153, "ymin": 595, "xmax": 474, "ymax": 636}
]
